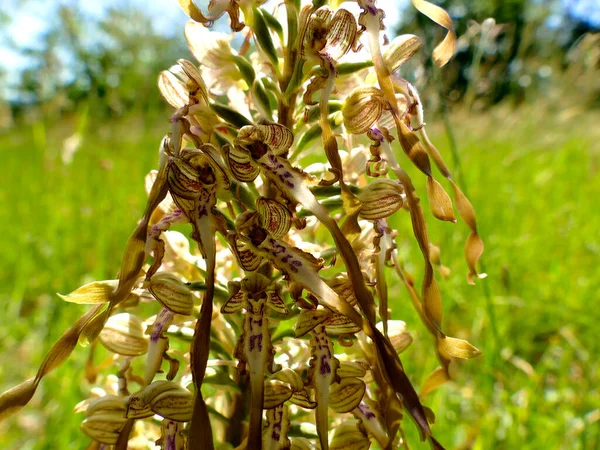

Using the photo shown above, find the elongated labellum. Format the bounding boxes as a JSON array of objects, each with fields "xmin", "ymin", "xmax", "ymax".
[
  {"xmin": 309, "ymin": 324, "xmax": 337, "ymax": 450},
  {"xmin": 263, "ymin": 404, "xmax": 291, "ymax": 450}
]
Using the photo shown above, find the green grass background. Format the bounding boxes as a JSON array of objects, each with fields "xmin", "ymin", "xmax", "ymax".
[{"xmin": 0, "ymin": 104, "xmax": 598, "ymax": 449}]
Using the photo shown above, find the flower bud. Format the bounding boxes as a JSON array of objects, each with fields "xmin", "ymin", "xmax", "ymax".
[
  {"xmin": 336, "ymin": 361, "xmax": 368, "ymax": 378},
  {"xmin": 263, "ymin": 380, "xmax": 293, "ymax": 409},
  {"xmin": 146, "ymin": 273, "xmax": 194, "ymax": 316},
  {"xmin": 80, "ymin": 410, "xmax": 128, "ymax": 445},
  {"xmin": 99, "ymin": 313, "xmax": 148, "ymax": 357},
  {"xmin": 357, "ymin": 179, "xmax": 405, "ymax": 220},
  {"xmin": 376, "ymin": 320, "xmax": 412, "ymax": 354},
  {"xmin": 329, "ymin": 377, "xmax": 366, "ymax": 413},
  {"xmin": 342, "ymin": 86, "xmax": 387, "ymax": 134},
  {"xmin": 84, "ymin": 395, "xmax": 127, "ymax": 417},
  {"xmin": 150, "ymin": 387, "xmax": 193, "ymax": 422},
  {"xmin": 329, "ymin": 421, "xmax": 370, "ymax": 450},
  {"xmin": 383, "ymin": 34, "xmax": 422, "ymax": 73}
]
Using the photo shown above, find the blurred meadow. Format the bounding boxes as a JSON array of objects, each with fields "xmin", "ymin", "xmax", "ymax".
[{"xmin": 0, "ymin": 0, "xmax": 599, "ymax": 448}]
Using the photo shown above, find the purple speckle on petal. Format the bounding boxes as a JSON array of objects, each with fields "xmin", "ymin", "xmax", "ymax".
[
  {"xmin": 371, "ymin": 127, "xmax": 384, "ymax": 142},
  {"xmin": 358, "ymin": 403, "xmax": 377, "ymax": 419},
  {"xmin": 320, "ymin": 355, "xmax": 332, "ymax": 375}
]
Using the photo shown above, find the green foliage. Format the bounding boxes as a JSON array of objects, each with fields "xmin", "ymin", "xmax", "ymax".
[{"xmin": 1, "ymin": 104, "xmax": 598, "ymax": 448}]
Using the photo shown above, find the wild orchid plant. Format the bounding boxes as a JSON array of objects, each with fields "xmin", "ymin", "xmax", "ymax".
[{"xmin": 0, "ymin": 0, "xmax": 485, "ymax": 448}]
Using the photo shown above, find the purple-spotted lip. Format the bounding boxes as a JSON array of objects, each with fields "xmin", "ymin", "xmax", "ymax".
[
  {"xmin": 151, "ymin": 308, "xmax": 174, "ymax": 343},
  {"xmin": 370, "ymin": 127, "xmax": 384, "ymax": 141}
]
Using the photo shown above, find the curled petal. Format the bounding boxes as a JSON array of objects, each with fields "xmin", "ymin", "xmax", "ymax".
[
  {"xmin": 411, "ymin": 0, "xmax": 456, "ymax": 66},
  {"xmin": 237, "ymin": 124, "xmax": 294, "ymax": 156},
  {"xmin": 177, "ymin": 0, "xmax": 244, "ymax": 31}
]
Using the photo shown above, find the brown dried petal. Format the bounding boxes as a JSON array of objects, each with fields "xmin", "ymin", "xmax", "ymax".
[
  {"xmin": 426, "ymin": 177, "xmax": 456, "ymax": 222},
  {"xmin": 411, "ymin": 0, "xmax": 456, "ymax": 67},
  {"xmin": 421, "ymin": 366, "xmax": 450, "ymax": 398},
  {"xmin": 452, "ymin": 184, "xmax": 485, "ymax": 283},
  {"xmin": 438, "ymin": 336, "xmax": 481, "ymax": 360}
]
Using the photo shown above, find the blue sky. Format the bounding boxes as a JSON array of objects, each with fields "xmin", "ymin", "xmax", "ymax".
[{"xmin": 0, "ymin": 0, "xmax": 598, "ymax": 99}]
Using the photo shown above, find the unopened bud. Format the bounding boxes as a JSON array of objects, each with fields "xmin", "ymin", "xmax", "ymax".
[
  {"xmin": 342, "ymin": 87, "xmax": 386, "ymax": 135},
  {"xmin": 330, "ymin": 421, "xmax": 370, "ymax": 450},
  {"xmin": 377, "ymin": 320, "xmax": 413, "ymax": 354},
  {"xmin": 80, "ymin": 411, "xmax": 128, "ymax": 445},
  {"xmin": 264, "ymin": 380, "xmax": 293, "ymax": 409},
  {"xmin": 383, "ymin": 34, "xmax": 422, "ymax": 73},
  {"xmin": 357, "ymin": 179, "xmax": 405, "ymax": 220},
  {"xmin": 147, "ymin": 273, "xmax": 194, "ymax": 316},
  {"xmin": 329, "ymin": 377, "xmax": 366, "ymax": 413},
  {"xmin": 99, "ymin": 313, "xmax": 148, "ymax": 357}
]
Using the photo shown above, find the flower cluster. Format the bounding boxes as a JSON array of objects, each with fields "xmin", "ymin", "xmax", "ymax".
[{"xmin": 0, "ymin": 1, "xmax": 485, "ymax": 449}]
